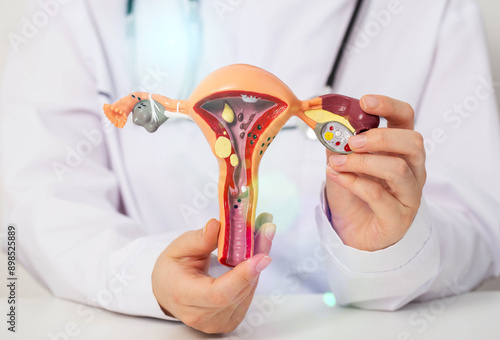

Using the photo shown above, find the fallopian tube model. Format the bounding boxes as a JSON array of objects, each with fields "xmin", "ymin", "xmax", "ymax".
[{"xmin": 103, "ymin": 64, "xmax": 379, "ymax": 267}]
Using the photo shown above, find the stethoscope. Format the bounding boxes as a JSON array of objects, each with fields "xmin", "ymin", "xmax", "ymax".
[
  {"xmin": 125, "ymin": 0, "xmax": 364, "ymax": 94},
  {"xmin": 126, "ymin": 0, "xmax": 202, "ymax": 100},
  {"xmin": 95, "ymin": 0, "xmax": 365, "ymax": 132}
]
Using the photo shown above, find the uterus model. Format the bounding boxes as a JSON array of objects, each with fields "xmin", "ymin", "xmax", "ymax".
[{"xmin": 103, "ymin": 64, "xmax": 379, "ymax": 267}]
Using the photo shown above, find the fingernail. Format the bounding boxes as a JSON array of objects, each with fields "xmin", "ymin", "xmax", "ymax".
[
  {"xmin": 329, "ymin": 155, "xmax": 347, "ymax": 167},
  {"xmin": 258, "ymin": 212, "xmax": 274, "ymax": 226},
  {"xmin": 348, "ymin": 135, "xmax": 367, "ymax": 149},
  {"xmin": 256, "ymin": 256, "xmax": 272, "ymax": 273},
  {"xmin": 362, "ymin": 95, "xmax": 380, "ymax": 109},
  {"xmin": 203, "ymin": 219, "xmax": 217, "ymax": 235},
  {"xmin": 326, "ymin": 165, "xmax": 340, "ymax": 176},
  {"xmin": 264, "ymin": 224, "xmax": 276, "ymax": 242}
]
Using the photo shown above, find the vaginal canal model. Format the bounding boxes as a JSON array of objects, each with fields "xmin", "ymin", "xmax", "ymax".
[{"xmin": 103, "ymin": 64, "xmax": 379, "ymax": 267}]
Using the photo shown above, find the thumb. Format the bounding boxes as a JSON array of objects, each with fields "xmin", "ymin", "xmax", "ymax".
[
  {"xmin": 166, "ymin": 219, "xmax": 220, "ymax": 259},
  {"xmin": 212, "ymin": 253, "xmax": 272, "ymax": 303}
]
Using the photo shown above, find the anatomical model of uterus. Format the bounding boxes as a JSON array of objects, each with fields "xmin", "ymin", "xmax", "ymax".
[{"xmin": 103, "ymin": 64, "xmax": 379, "ymax": 267}]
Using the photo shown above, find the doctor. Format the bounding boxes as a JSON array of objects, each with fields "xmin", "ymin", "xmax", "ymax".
[{"xmin": 2, "ymin": 0, "xmax": 500, "ymax": 334}]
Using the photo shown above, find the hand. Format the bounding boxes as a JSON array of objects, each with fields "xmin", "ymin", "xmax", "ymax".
[
  {"xmin": 152, "ymin": 213, "xmax": 276, "ymax": 334},
  {"xmin": 325, "ymin": 95, "xmax": 426, "ymax": 251}
]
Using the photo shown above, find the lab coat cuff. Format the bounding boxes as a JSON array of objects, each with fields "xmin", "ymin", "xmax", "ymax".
[
  {"xmin": 317, "ymin": 183, "xmax": 434, "ymax": 274},
  {"xmin": 112, "ymin": 234, "xmax": 180, "ymax": 321}
]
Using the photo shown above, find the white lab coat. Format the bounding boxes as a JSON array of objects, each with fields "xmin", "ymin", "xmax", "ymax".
[{"xmin": 2, "ymin": 0, "xmax": 500, "ymax": 320}]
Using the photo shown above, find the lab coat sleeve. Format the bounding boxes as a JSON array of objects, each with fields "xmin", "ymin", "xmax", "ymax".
[
  {"xmin": 0, "ymin": 5, "xmax": 180, "ymax": 320},
  {"xmin": 317, "ymin": 0, "xmax": 500, "ymax": 310}
]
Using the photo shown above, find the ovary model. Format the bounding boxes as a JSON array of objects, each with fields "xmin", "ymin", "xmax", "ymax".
[{"xmin": 103, "ymin": 64, "xmax": 379, "ymax": 267}]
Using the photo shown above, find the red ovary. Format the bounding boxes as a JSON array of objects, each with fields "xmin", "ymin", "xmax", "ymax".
[
  {"xmin": 320, "ymin": 94, "xmax": 380, "ymax": 133},
  {"xmin": 194, "ymin": 91, "xmax": 287, "ymax": 267}
]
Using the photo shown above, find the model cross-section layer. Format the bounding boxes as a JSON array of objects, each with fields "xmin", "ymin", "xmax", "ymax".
[{"xmin": 194, "ymin": 92, "xmax": 287, "ymax": 266}]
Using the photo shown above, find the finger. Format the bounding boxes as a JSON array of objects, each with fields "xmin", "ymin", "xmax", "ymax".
[
  {"xmin": 347, "ymin": 129, "xmax": 426, "ymax": 186},
  {"xmin": 360, "ymin": 95, "xmax": 414, "ymax": 130},
  {"xmin": 228, "ymin": 284, "xmax": 259, "ymax": 329},
  {"xmin": 329, "ymin": 153, "xmax": 420, "ymax": 209},
  {"xmin": 254, "ymin": 223, "xmax": 276, "ymax": 255},
  {"xmin": 326, "ymin": 165, "xmax": 406, "ymax": 225},
  {"xmin": 200, "ymin": 284, "xmax": 259, "ymax": 334},
  {"xmin": 209, "ymin": 254, "xmax": 272, "ymax": 307},
  {"xmin": 254, "ymin": 212, "xmax": 276, "ymax": 255},
  {"xmin": 166, "ymin": 219, "xmax": 220, "ymax": 259},
  {"xmin": 255, "ymin": 212, "xmax": 273, "ymax": 229}
]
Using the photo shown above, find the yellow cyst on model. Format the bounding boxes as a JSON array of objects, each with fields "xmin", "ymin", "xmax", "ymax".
[
  {"xmin": 221, "ymin": 103, "xmax": 235, "ymax": 123},
  {"xmin": 305, "ymin": 109, "xmax": 354, "ymax": 132},
  {"xmin": 215, "ymin": 136, "xmax": 232, "ymax": 158},
  {"xmin": 230, "ymin": 154, "xmax": 239, "ymax": 166}
]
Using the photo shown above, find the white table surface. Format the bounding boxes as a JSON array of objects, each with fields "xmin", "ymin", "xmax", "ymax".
[{"xmin": 2, "ymin": 292, "xmax": 500, "ymax": 340}]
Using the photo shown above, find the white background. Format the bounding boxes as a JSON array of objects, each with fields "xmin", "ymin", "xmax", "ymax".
[{"xmin": 0, "ymin": 0, "xmax": 499, "ymax": 295}]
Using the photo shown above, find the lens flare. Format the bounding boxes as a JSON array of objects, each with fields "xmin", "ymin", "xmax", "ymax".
[{"xmin": 323, "ymin": 292, "xmax": 337, "ymax": 307}]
